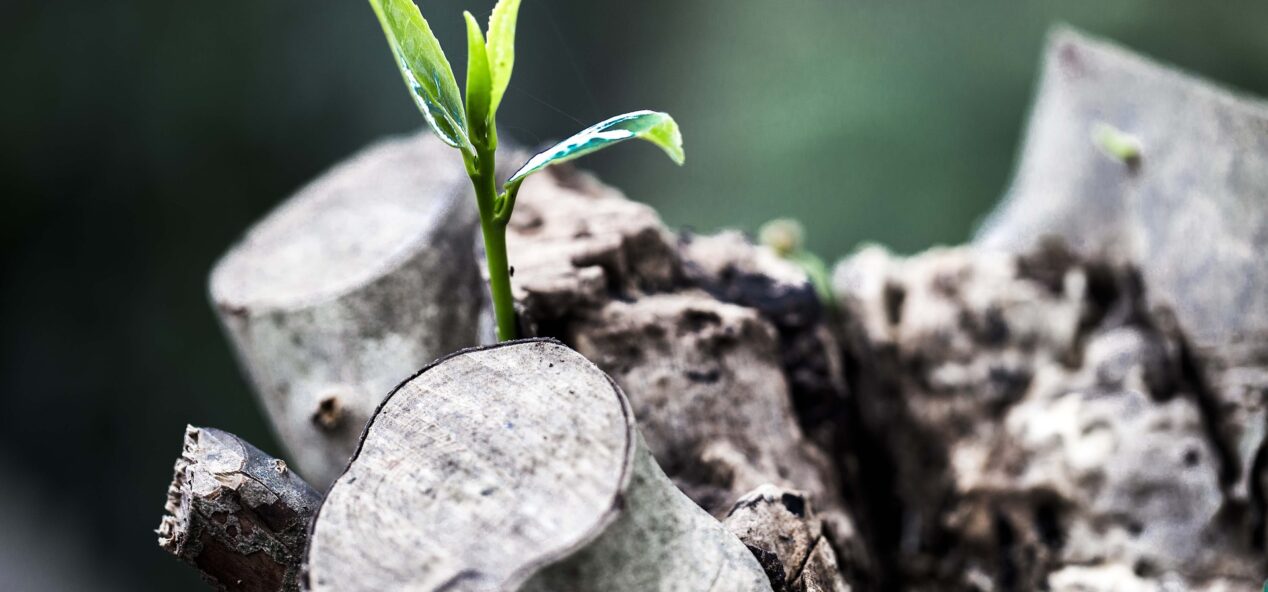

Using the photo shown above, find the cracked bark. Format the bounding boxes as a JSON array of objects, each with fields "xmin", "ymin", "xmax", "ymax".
[
  {"xmin": 977, "ymin": 27, "xmax": 1268, "ymax": 513},
  {"xmin": 724, "ymin": 484, "xmax": 854, "ymax": 592},
  {"xmin": 157, "ymin": 426, "xmax": 320, "ymax": 592},
  {"xmin": 165, "ymin": 27, "xmax": 1268, "ymax": 591},
  {"xmin": 501, "ymin": 167, "xmax": 874, "ymax": 588},
  {"xmin": 833, "ymin": 241, "xmax": 1265, "ymax": 590}
]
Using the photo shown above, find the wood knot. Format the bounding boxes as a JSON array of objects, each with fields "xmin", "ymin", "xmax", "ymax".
[{"xmin": 311, "ymin": 395, "xmax": 345, "ymax": 432}]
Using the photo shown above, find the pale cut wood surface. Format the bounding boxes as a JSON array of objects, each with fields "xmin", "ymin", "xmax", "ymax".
[
  {"xmin": 305, "ymin": 339, "xmax": 774, "ymax": 591},
  {"xmin": 209, "ymin": 131, "xmax": 485, "ymax": 488},
  {"xmin": 523, "ymin": 435, "xmax": 774, "ymax": 592},
  {"xmin": 305, "ymin": 339, "xmax": 635, "ymax": 591},
  {"xmin": 158, "ymin": 425, "xmax": 320, "ymax": 592},
  {"xmin": 975, "ymin": 27, "xmax": 1268, "ymax": 507}
]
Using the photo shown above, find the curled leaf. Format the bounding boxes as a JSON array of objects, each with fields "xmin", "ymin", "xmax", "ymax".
[
  {"xmin": 507, "ymin": 110, "xmax": 684, "ymax": 186},
  {"xmin": 369, "ymin": 0, "xmax": 470, "ymax": 150}
]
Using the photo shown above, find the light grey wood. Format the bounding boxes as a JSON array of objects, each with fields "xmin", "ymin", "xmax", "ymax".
[
  {"xmin": 305, "ymin": 339, "xmax": 770, "ymax": 591},
  {"xmin": 523, "ymin": 435, "xmax": 774, "ymax": 592},
  {"xmin": 832, "ymin": 243, "xmax": 1264, "ymax": 590},
  {"xmin": 158, "ymin": 425, "xmax": 320, "ymax": 592},
  {"xmin": 975, "ymin": 28, "xmax": 1268, "ymax": 506},
  {"xmin": 979, "ymin": 26, "xmax": 1268, "ymax": 350},
  {"xmin": 209, "ymin": 132, "xmax": 484, "ymax": 488}
]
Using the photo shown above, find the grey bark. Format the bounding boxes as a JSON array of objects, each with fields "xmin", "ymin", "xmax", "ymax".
[
  {"xmin": 500, "ymin": 168, "xmax": 871, "ymax": 587},
  {"xmin": 304, "ymin": 339, "xmax": 770, "ymax": 592},
  {"xmin": 209, "ymin": 132, "xmax": 485, "ymax": 488},
  {"xmin": 975, "ymin": 28, "xmax": 1268, "ymax": 506},
  {"xmin": 158, "ymin": 425, "xmax": 320, "ymax": 592},
  {"xmin": 505, "ymin": 170, "xmax": 843, "ymax": 514},
  {"xmin": 723, "ymin": 485, "xmax": 853, "ymax": 592},
  {"xmin": 161, "ymin": 26, "xmax": 1268, "ymax": 592},
  {"xmin": 832, "ymin": 243, "xmax": 1264, "ymax": 590}
]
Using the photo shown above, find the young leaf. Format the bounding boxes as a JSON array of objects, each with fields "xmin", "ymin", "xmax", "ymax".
[
  {"xmin": 506, "ymin": 110, "xmax": 684, "ymax": 185},
  {"xmin": 464, "ymin": 11, "xmax": 492, "ymax": 143},
  {"xmin": 485, "ymin": 0, "xmax": 521, "ymax": 117},
  {"xmin": 1091, "ymin": 121, "xmax": 1142, "ymax": 164},
  {"xmin": 369, "ymin": 0, "xmax": 470, "ymax": 150}
]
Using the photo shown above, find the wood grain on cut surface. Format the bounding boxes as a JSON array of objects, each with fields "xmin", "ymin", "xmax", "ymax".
[
  {"xmin": 209, "ymin": 132, "xmax": 485, "ymax": 488},
  {"xmin": 305, "ymin": 339, "xmax": 635, "ymax": 592}
]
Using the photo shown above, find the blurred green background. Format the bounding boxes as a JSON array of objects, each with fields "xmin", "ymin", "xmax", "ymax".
[{"xmin": 4, "ymin": 1, "xmax": 1268, "ymax": 588}]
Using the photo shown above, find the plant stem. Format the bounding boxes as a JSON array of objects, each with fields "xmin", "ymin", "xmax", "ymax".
[{"xmin": 467, "ymin": 142, "xmax": 518, "ymax": 341}]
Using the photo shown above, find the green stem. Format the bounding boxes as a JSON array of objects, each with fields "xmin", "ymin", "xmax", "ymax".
[{"xmin": 467, "ymin": 141, "xmax": 518, "ymax": 341}]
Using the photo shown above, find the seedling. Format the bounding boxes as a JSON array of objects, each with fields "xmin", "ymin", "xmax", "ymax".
[
  {"xmin": 368, "ymin": 0, "xmax": 685, "ymax": 341},
  {"xmin": 759, "ymin": 218, "xmax": 833, "ymax": 306},
  {"xmin": 1091, "ymin": 121, "xmax": 1142, "ymax": 169}
]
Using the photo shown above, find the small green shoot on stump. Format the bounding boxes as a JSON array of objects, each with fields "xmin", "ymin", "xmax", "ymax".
[
  {"xmin": 1091, "ymin": 121, "xmax": 1142, "ymax": 170},
  {"xmin": 759, "ymin": 218, "xmax": 834, "ymax": 307},
  {"xmin": 368, "ymin": 0, "xmax": 685, "ymax": 341}
]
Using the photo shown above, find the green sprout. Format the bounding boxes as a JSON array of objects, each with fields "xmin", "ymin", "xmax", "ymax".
[
  {"xmin": 758, "ymin": 218, "xmax": 834, "ymax": 306},
  {"xmin": 368, "ymin": 0, "xmax": 685, "ymax": 341},
  {"xmin": 1091, "ymin": 122, "xmax": 1142, "ymax": 167}
]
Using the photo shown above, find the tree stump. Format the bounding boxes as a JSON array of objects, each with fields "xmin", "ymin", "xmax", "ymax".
[
  {"xmin": 832, "ymin": 242, "xmax": 1264, "ymax": 590},
  {"xmin": 152, "ymin": 25, "xmax": 1268, "ymax": 592},
  {"xmin": 305, "ymin": 339, "xmax": 771, "ymax": 592},
  {"xmin": 976, "ymin": 28, "xmax": 1268, "ymax": 509},
  {"xmin": 209, "ymin": 132, "xmax": 485, "ymax": 488}
]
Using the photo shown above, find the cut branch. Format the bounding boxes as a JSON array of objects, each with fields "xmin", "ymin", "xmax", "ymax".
[
  {"xmin": 305, "ymin": 339, "xmax": 770, "ymax": 591},
  {"xmin": 158, "ymin": 426, "xmax": 320, "ymax": 592},
  {"xmin": 209, "ymin": 132, "xmax": 486, "ymax": 488}
]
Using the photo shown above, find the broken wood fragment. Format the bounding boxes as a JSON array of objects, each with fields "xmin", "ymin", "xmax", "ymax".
[
  {"xmin": 724, "ymin": 485, "xmax": 853, "ymax": 592},
  {"xmin": 210, "ymin": 132, "xmax": 486, "ymax": 488},
  {"xmin": 524, "ymin": 435, "xmax": 774, "ymax": 592},
  {"xmin": 501, "ymin": 169, "xmax": 870, "ymax": 586},
  {"xmin": 832, "ymin": 242, "xmax": 1264, "ymax": 590},
  {"xmin": 157, "ymin": 425, "xmax": 320, "ymax": 592},
  {"xmin": 569, "ymin": 293, "xmax": 840, "ymax": 517},
  {"xmin": 506, "ymin": 170, "xmax": 846, "ymax": 517},
  {"xmin": 976, "ymin": 28, "xmax": 1268, "ymax": 509},
  {"xmin": 305, "ymin": 339, "xmax": 771, "ymax": 591}
]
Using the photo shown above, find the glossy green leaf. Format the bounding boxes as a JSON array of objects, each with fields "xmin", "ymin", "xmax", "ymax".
[
  {"xmin": 506, "ymin": 110, "xmax": 684, "ymax": 185},
  {"xmin": 464, "ymin": 11, "xmax": 492, "ymax": 143},
  {"xmin": 369, "ymin": 0, "xmax": 469, "ymax": 150},
  {"xmin": 485, "ymin": 0, "xmax": 521, "ymax": 116}
]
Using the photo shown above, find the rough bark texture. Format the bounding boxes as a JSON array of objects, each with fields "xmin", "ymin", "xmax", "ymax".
[
  {"xmin": 976, "ymin": 28, "xmax": 1268, "ymax": 510},
  {"xmin": 833, "ymin": 242, "xmax": 1264, "ymax": 591},
  {"xmin": 505, "ymin": 170, "xmax": 838, "ymax": 511},
  {"xmin": 209, "ymin": 132, "xmax": 485, "ymax": 488},
  {"xmin": 158, "ymin": 425, "xmax": 320, "ymax": 592},
  {"xmin": 724, "ymin": 484, "xmax": 854, "ymax": 592},
  {"xmin": 503, "ymin": 167, "xmax": 873, "ymax": 588},
  {"xmin": 171, "ymin": 26, "xmax": 1268, "ymax": 592},
  {"xmin": 306, "ymin": 339, "xmax": 770, "ymax": 592}
]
